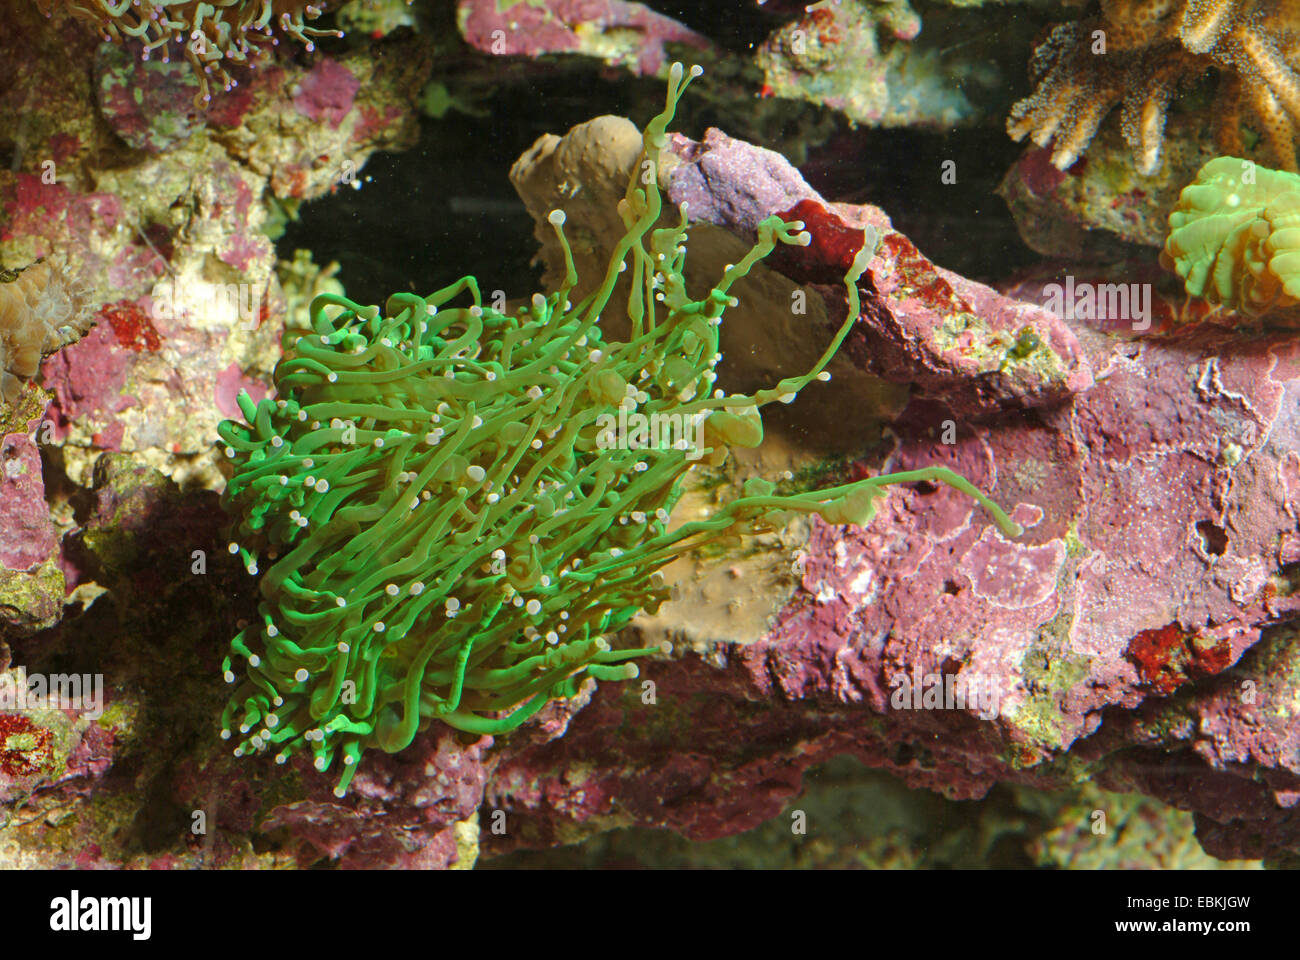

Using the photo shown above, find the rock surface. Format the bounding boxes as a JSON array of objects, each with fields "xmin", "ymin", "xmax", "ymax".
[{"xmin": 487, "ymin": 115, "xmax": 1300, "ymax": 864}]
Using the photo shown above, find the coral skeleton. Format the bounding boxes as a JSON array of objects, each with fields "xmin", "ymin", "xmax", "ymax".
[
  {"xmin": 1008, "ymin": 0, "xmax": 1300, "ymax": 174},
  {"xmin": 36, "ymin": 0, "xmax": 344, "ymax": 103},
  {"xmin": 216, "ymin": 64, "xmax": 1023, "ymax": 796}
]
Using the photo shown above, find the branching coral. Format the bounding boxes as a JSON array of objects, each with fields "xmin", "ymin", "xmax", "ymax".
[
  {"xmin": 1160, "ymin": 155, "xmax": 1300, "ymax": 315},
  {"xmin": 1008, "ymin": 0, "xmax": 1300, "ymax": 174},
  {"xmin": 217, "ymin": 64, "xmax": 1024, "ymax": 796},
  {"xmin": 35, "ymin": 0, "xmax": 344, "ymax": 103},
  {"xmin": 0, "ymin": 259, "xmax": 93, "ymax": 404}
]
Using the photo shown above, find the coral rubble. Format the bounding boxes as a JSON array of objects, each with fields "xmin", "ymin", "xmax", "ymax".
[{"xmin": 756, "ymin": 0, "xmax": 966, "ymax": 129}]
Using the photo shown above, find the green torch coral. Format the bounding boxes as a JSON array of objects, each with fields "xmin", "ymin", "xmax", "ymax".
[
  {"xmin": 37, "ymin": 0, "xmax": 343, "ymax": 103},
  {"xmin": 217, "ymin": 64, "xmax": 1022, "ymax": 796}
]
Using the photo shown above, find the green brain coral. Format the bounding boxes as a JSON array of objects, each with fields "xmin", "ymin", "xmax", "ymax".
[
  {"xmin": 216, "ymin": 64, "xmax": 1023, "ymax": 796},
  {"xmin": 1161, "ymin": 156, "xmax": 1300, "ymax": 317}
]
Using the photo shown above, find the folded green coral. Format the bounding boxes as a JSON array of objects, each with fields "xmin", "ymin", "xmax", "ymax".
[
  {"xmin": 217, "ymin": 63, "xmax": 1022, "ymax": 796},
  {"xmin": 1161, "ymin": 156, "xmax": 1300, "ymax": 318}
]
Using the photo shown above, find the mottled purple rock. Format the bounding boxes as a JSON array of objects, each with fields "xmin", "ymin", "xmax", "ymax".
[
  {"xmin": 257, "ymin": 731, "xmax": 490, "ymax": 869},
  {"xmin": 668, "ymin": 129, "xmax": 822, "ymax": 236},
  {"xmin": 666, "ymin": 127, "xmax": 1094, "ymax": 418},
  {"xmin": 0, "ymin": 403, "xmax": 55, "ymax": 572},
  {"xmin": 95, "ymin": 42, "xmax": 203, "ymax": 153},
  {"xmin": 40, "ymin": 320, "xmax": 136, "ymax": 450},
  {"xmin": 292, "ymin": 58, "xmax": 362, "ymax": 129},
  {"xmin": 0, "ymin": 386, "xmax": 62, "ymax": 636},
  {"xmin": 473, "ymin": 127, "xmax": 1300, "ymax": 863},
  {"xmin": 457, "ymin": 0, "xmax": 710, "ymax": 76}
]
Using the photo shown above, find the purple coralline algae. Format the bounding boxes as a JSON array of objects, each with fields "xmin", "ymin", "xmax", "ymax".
[
  {"xmin": 457, "ymin": 0, "xmax": 710, "ymax": 76},
  {"xmin": 0, "ymin": 388, "xmax": 63, "ymax": 635},
  {"xmin": 478, "ymin": 123, "xmax": 1300, "ymax": 861}
]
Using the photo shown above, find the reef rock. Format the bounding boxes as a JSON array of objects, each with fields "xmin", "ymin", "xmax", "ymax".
[
  {"xmin": 514, "ymin": 118, "xmax": 1093, "ymax": 421},
  {"xmin": 2, "ymin": 1, "xmax": 429, "ymax": 491},
  {"xmin": 484, "ymin": 112, "xmax": 1300, "ymax": 864},
  {"xmin": 456, "ymin": 0, "xmax": 710, "ymax": 76},
  {"xmin": 0, "ymin": 385, "xmax": 62, "ymax": 637}
]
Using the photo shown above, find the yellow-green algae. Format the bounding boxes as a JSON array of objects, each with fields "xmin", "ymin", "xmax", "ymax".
[{"xmin": 216, "ymin": 64, "xmax": 1022, "ymax": 796}]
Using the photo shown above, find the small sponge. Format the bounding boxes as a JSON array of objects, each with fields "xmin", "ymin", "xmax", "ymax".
[{"xmin": 1161, "ymin": 156, "xmax": 1300, "ymax": 318}]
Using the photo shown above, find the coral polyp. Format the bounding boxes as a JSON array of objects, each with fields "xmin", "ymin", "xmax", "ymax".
[
  {"xmin": 36, "ymin": 0, "xmax": 343, "ymax": 102},
  {"xmin": 0, "ymin": 259, "xmax": 93, "ymax": 403},
  {"xmin": 1007, "ymin": 0, "xmax": 1300, "ymax": 174},
  {"xmin": 216, "ymin": 64, "xmax": 1022, "ymax": 797},
  {"xmin": 1161, "ymin": 155, "xmax": 1300, "ymax": 316}
]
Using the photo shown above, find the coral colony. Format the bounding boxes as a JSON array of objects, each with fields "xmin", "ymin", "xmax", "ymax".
[
  {"xmin": 217, "ymin": 64, "xmax": 1022, "ymax": 796},
  {"xmin": 1008, "ymin": 0, "xmax": 1300, "ymax": 173},
  {"xmin": 0, "ymin": 259, "xmax": 93, "ymax": 403},
  {"xmin": 36, "ymin": 0, "xmax": 343, "ymax": 102},
  {"xmin": 1162, "ymin": 156, "xmax": 1300, "ymax": 316}
]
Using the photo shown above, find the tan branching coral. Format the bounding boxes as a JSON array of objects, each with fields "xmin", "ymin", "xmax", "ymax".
[
  {"xmin": 1008, "ymin": 0, "xmax": 1300, "ymax": 175},
  {"xmin": 0, "ymin": 260, "xmax": 94, "ymax": 404}
]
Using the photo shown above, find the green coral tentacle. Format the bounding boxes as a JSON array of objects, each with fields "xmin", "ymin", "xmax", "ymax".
[{"xmin": 217, "ymin": 63, "xmax": 1020, "ymax": 796}]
